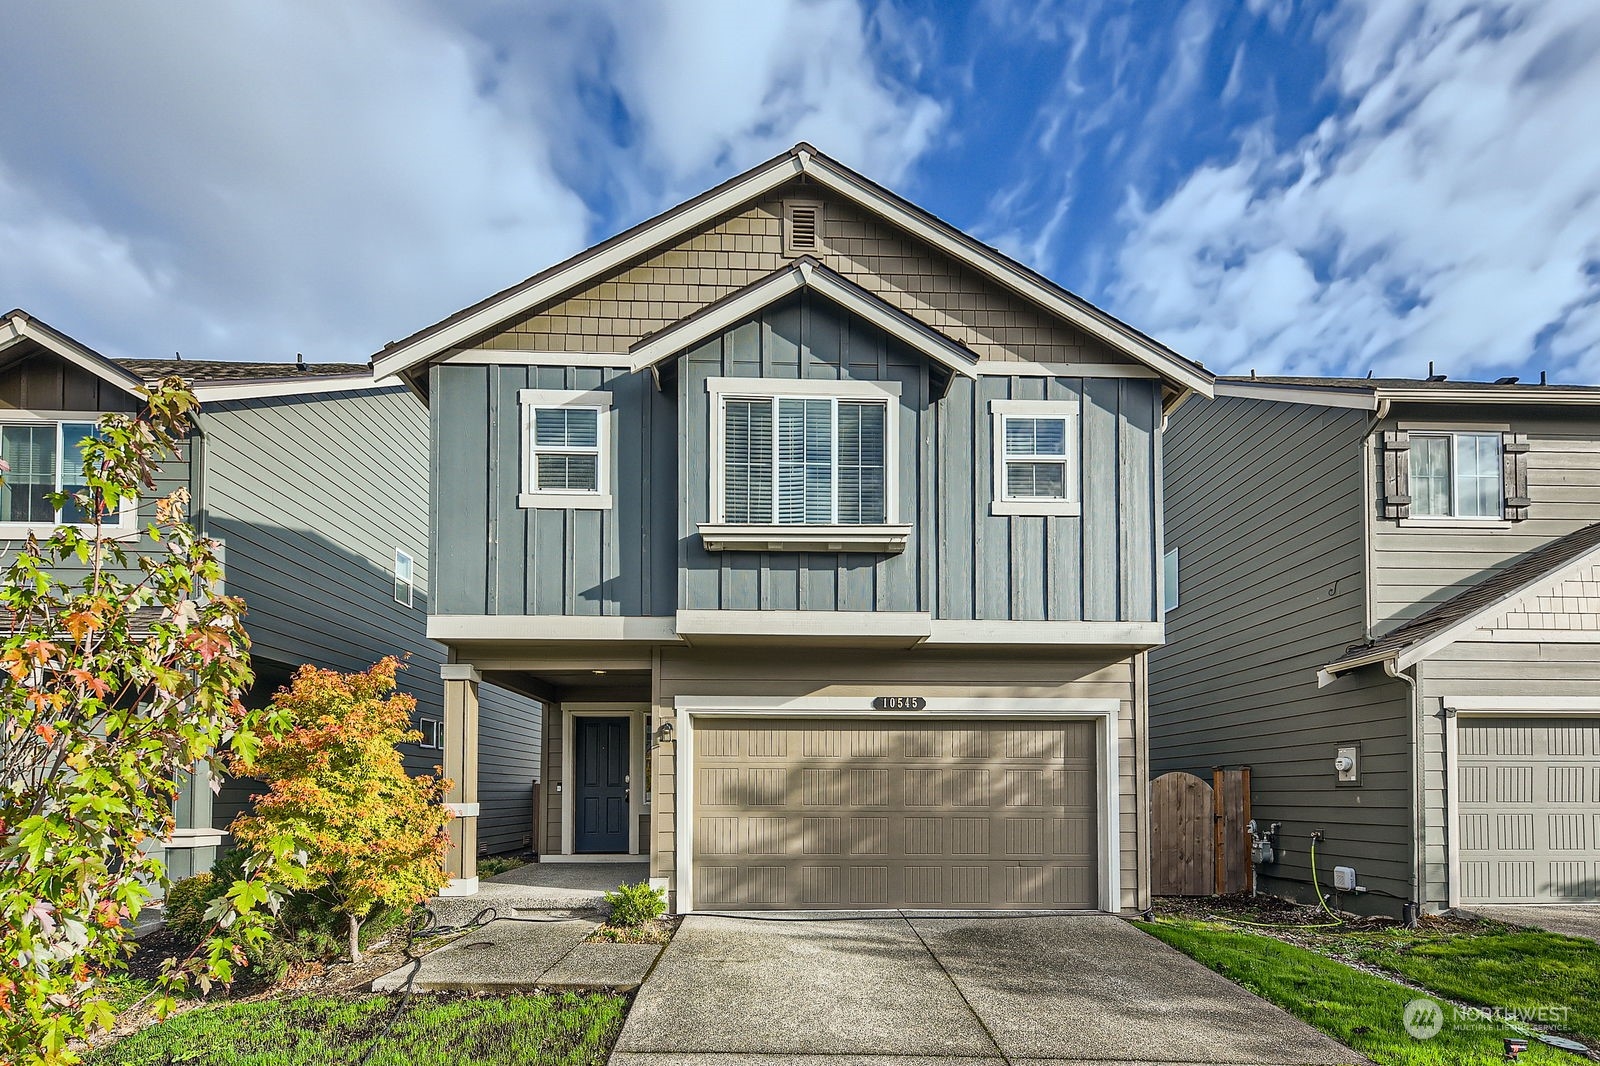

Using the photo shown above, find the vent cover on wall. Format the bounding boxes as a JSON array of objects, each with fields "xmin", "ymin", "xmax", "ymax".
[{"xmin": 785, "ymin": 200, "xmax": 822, "ymax": 255}]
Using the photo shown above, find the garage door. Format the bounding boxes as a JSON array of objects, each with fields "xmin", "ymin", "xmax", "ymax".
[
  {"xmin": 691, "ymin": 718, "xmax": 1099, "ymax": 910},
  {"xmin": 1458, "ymin": 717, "xmax": 1600, "ymax": 903}
]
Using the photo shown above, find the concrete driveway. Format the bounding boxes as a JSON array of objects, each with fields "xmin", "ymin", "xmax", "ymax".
[
  {"xmin": 1464, "ymin": 905, "xmax": 1600, "ymax": 943},
  {"xmin": 612, "ymin": 914, "xmax": 1362, "ymax": 1066}
]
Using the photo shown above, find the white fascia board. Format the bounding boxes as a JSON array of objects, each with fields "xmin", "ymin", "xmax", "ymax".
[
  {"xmin": 1, "ymin": 314, "xmax": 147, "ymax": 395},
  {"xmin": 427, "ymin": 614, "xmax": 680, "ymax": 643},
  {"xmin": 630, "ymin": 260, "xmax": 979, "ymax": 379},
  {"xmin": 674, "ymin": 695, "xmax": 1122, "ymax": 714},
  {"xmin": 675, "ymin": 609, "xmax": 933, "ymax": 645},
  {"xmin": 372, "ymin": 155, "xmax": 805, "ymax": 380},
  {"xmin": 1395, "ymin": 539, "xmax": 1600, "ymax": 671},
  {"xmin": 1376, "ymin": 386, "xmax": 1600, "ymax": 405},
  {"xmin": 189, "ymin": 374, "xmax": 389, "ymax": 402},
  {"xmin": 800, "ymin": 157, "xmax": 1214, "ymax": 397},
  {"xmin": 1214, "ymin": 380, "xmax": 1379, "ymax": 410},
  {"xmin": 923, "ymin": 620, "xmax": 1164, "ymax": 647},
  {"xmin": 1445, "ymin": 696, "xmax": 1600, "ymax": 713}
]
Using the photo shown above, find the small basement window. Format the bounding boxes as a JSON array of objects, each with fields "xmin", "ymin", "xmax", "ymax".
[
  {"xmin": 990, "ymin": 399, "xmax": 1080, "ymax": 516},
  {"xmin": 519, "ymin": 388, "xmax": 614, "ymax": 509},
  {"xmin": 394, "ymin": 549, "xmax": 415, "ymax": 607}
]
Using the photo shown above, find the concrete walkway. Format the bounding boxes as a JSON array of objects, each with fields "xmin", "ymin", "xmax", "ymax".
[
  {"xmin": 371, "ymin": 916, "xmax": 662, "ymax": 993},
  {"xmin": 428, "ymin": 860, "xmax": 650, "ymax": 925},
  {"xmin": 1464, "ymin": 904, "xmax": 1600, "ymax": 943},
  {"xmin": 612, "ymin": 914, "xmax": 1363, "ymax": 1066}
]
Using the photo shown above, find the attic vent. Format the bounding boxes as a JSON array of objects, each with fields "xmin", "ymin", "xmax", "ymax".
[{"xmin": 785, "ymin": 200, "xmax": 822, "ymax": 255}]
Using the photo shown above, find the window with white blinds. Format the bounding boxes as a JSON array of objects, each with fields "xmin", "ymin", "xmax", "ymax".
[
  {"xmin": 0, "ymin": 419, "xmax": 128, "ymax": 532},
  {"xmin": 716, "ymin": 384, "xmax": 893, "ymax": 526},
  {"xmin": 519, "ymin": 388, "xmax": 614, "ymax": 509},
  {"xmin": 990, "ymin": 398, "xmax": 1080, "ymax": 516}
]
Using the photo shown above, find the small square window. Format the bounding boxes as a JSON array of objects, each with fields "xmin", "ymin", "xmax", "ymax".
[
  {"xmin": 416, "ymin": 717, "xmax": 442, "ymax": 750},
  {"xmin": 394, "ymin": 549, "xmax": 414, "ymax": 607},
  {"xmin": 990, "ymin": 399, "xmax": 1080, "ymax": 516},
  {"xmin": 520, "ymin": 389, "xmax": 614, "ymax": 509}
]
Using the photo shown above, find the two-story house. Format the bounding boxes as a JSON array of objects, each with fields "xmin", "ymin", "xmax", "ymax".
[
  {"xmin": 375, "ymin": 144, "xmax": 1214, "ymax": 910},
  {"xmin": 0, "ymin": 309, "xmax": 544, "ymax": 879},
  {"xmin": 1152, "ymin": 375, "xmax": 1600, "ymax": 915}
]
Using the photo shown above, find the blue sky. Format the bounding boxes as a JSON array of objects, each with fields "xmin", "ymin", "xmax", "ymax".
[{"xmin": 4, "ymin": 1, "xmax": 1598, "ymax": 383}]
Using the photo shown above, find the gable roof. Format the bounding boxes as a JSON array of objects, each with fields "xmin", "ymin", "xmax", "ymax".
[
  {"xmin": 2, "ymin": 309, "xmax": 150, "ymax": 394},
  {"xmin": 628, "ymin": 256, "xmax": 978, "ymax": 379},
  {"xmin": 372, "ymin": 144, "xmax": 1213, "ymax": 396},
  {"xmin": 1321, "ymin": 520, "xmax": 1600, "ymax": 678}
]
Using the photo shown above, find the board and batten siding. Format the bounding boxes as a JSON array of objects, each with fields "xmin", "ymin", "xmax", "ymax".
[
  {"xmin": 1371, "ymin": 404, "xmax": 1600, "ymax": 632},
  {"xmin": 431, "ymin": 362, "xmax": 677, "ymax": 617},
  {"xmin": 200, "ymin": 387, "xmax": 541, "ymax": 854},
  {"xmin": 1150, "ymin": 394, "xmax": 1415, "ymax": 910},
  {"xmin": 646, "ymin": 648, "xmax": 1150, "ymax": 913},
  {"xmin": 1416, "ymin": 636, "xmax": 1600, "ymax": 910}
]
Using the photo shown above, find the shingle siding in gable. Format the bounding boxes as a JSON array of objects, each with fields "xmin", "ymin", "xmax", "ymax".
[{"xmin": 465, "ymin": 185, "xmax": 1139, "ymax": 367}]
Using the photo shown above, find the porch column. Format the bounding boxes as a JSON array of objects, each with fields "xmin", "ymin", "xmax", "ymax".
[{"xmin": 439, "ymin": 665, "xmax": 480, "ymax": 896}]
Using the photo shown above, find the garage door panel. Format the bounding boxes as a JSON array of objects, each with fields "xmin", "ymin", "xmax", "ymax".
[
  {"xmin": 693, "ymin": 718, "xmax": 1100, "ymax": 910},
  {"xmin": 1458, "ymin": 717, "xmax": 1600, "ymax": 904}
]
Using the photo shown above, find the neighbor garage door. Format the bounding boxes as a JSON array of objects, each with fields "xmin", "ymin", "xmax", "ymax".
[
  {"xmin": 1458, "ymin": 717, "xmax": 1600, "ymax": 903},
  {"xmin": 691, "ymin": 718, "xmax": 1099, "ymax": 910}
]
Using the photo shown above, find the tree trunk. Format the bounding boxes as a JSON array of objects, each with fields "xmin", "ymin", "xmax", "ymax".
[{"xmin": 347, "ymin": 912, "xmax": 362, "ymax": 963}]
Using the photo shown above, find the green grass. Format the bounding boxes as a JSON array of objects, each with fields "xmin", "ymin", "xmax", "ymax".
[
  {"xmin": 1343, "ymin": 927, "xmax": 1600, "ymax": 1045},
  {"xmin": 89, "ymin": 992, "xmax": 626, "ymax": 1066},
  {"xmin": 1137, "ymin": 919, "xmax": 1580, "ymax": 1066}
]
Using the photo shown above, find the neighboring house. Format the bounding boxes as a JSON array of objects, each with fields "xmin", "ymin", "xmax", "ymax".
[
  {"xmin": 373, "ymin": 143, "xmax": 1215, "ymax": 911},
  {"xmin": 1151, "ymin": 375, "xmax": 1600, "ymax": 914},
  {"xmin": 0, "ymin": 309, "xmax": 543, "ymax": 879}
]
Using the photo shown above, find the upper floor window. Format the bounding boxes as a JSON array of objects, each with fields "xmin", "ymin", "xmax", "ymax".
[
  {"xmin": 415, "ymin": 717, "xmax": 443, "ymax": 750},
  {"xmin": 0, "ymin": 418, "xmax": 132, "ymax": 534},
  {"xmin": 709, "ymin": 378, "xmax": 898, "ymax": 526},
  {"xmin": 1163, "ymin": 547, "xmax": 1180, "ymax": 613},
  {"xmin": 990, "ymin": 399, "xmax": 1080, "ymax": 516},
  {"xmin": 1411, "ymin": 431, "xmax": 1501, "ymax": 519},
  {"xmin": 519, "ymin": 388, "xmax": 613, "ymax": 510}
]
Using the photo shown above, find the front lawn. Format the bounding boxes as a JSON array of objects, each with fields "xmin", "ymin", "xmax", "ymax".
[
  {"xmin": 1139, "ymin": 918, "xmax": 1585, "ymax": 1066},
  {"xmin": 87, "ymin": 992, "xmax": 626, "ymax": 1066}
]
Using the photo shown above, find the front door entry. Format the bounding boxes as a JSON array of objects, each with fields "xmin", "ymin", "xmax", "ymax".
[{"xmin": 574, "ymin": 716, "xmax": 630, "ymax": 853}]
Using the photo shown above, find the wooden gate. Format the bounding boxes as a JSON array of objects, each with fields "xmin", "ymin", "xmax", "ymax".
[{"xmin": 1151, "ymin": 768, "xmax": 1253, "ymax": 896}]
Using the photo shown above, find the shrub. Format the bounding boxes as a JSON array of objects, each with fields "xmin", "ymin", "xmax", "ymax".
[
  {"xmin": 162, "ymin": 874, "xmax": 224, "ymax": 945},
  {"xmin": 603, "ymin": 882, "xmax": 666, "ymax": 927}
]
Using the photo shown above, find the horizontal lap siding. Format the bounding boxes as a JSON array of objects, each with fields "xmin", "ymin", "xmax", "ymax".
[
  {"xmin": 1417, "ymin": 640, "xmax": 1600, "ymax": 909},
  {"xmin": 651, "ymin": 650, "xmax": 1145, "ymax": 912},
  {"xmin": 1151, "ymin": 396, "xmax": 1414, "ymax": 912},
  {"xmin": 1372, "ymin": 409, "xmax": 1600, "ymax": 632},
  {"xmin": 201, "ymin": 389, "xmax": 541, "ymax": 848}
]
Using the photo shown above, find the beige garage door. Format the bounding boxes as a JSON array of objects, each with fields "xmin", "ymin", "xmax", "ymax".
[
  {"xmin": 692, "ymin": 718, "xmax": 1100, "ymax": 910},
  {"xmin": 1458, "ymin": 717, "xmax": 1600, "ymax": 904}
]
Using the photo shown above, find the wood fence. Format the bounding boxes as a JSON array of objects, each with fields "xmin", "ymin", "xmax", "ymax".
[{"xmin": 1151, "ymin": 767, "xmax": 1253, "ymax": 896}]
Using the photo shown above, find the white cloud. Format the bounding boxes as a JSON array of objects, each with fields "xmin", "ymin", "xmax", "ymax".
[
  {"xmin": 0, "ymin": 0, "xmax": 942, "ymax": 361},
  {"xmin": 1111, "ymin": 0, "xmax": 1600, "ymax": 383}
]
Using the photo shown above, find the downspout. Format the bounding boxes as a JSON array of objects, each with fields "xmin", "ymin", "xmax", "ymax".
[
  {"xmin": 1360, "ymin": 399, "xmax": 1391, "ymax": 641},
  {"xmin": 1385, "ymin": 658, "xmax": 1424, "ymax": 926}
]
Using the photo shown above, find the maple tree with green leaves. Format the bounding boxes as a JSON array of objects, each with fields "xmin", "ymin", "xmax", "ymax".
[
  {"xmin": 0, "ymin": 381, "xmax": 306, "ymax": 1066},
  {"xmin": 228, "ymin": 657, "xmax": 451, "ymax": 963}
]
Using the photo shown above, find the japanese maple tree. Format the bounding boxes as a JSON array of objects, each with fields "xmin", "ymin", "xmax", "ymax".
[
  {"xmin": 0, "ymin": 380, "xmax": 303, "ymax": 1066},
  {"xmin": 228, "ymin": 657, "xmax": 450, "ymax": 962}
]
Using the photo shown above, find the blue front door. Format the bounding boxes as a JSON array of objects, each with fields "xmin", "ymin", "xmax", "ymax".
[{"xmin": 574, "ymin": 716, "xmax": 630, "ymax": 853}]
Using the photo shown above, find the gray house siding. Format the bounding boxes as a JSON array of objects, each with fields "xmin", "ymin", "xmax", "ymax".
[
  {"xmin": 197, "ymin": 387, "xmax": 541, "ymax": 855},
  {"xmin": 1150, "ymin": 395, "xmax": 1415, "ymax": 911},
  {"xmin": 1416, "ymin": 638, "xmax": 1600, "ymax": 909},
  {"xmin": 434, "ymin": 291, "xmax": 1162, "ymax": 624},
  {"xmin": 1371, "ymin": 404, "xmax": 1600, "ymax": 632}
]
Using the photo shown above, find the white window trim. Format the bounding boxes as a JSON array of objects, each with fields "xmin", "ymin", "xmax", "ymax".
[
  {"xmin": 518, "ymin": 388, "xmax": 614, "ymax": 510},
  {"xmin": 990, "ymin": 398, "xmax": 1081, "ymax": 517},
  {"xmin": 394, "ymin": 548, "xmax": 415, "ymax": 607},
  {"xmin": 415, "ymin": 717, "xmax": 443, "ymax": 750},
  {"xmin": 1406, "ymin": 428, "xmax": 1504, "ymax": 522},
  {"xmin": 704, "ymin": 376, "xmax": 902, "ymax": 534},
  {"xmin": 1162, "ymin": 547, "xmax": 1179, "ymax": 613},
  {"xmin": 0, "ymin": 411, "xmax": 138, "ymax": 539}
]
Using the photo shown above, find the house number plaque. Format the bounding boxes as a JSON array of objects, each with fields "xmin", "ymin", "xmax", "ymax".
[{"xmin": 872, "ymin": 696, "xmax": 927, "ymax": 711}]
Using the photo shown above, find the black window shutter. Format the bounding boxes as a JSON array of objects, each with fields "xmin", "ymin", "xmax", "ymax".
[
  {"xmin": 1381, "ymin": 430, "xmax": 1411, "ymax": 519},
  {"xmin": 1502, "ymin": 432, "xmax": 1531, "ymax": 520}
]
